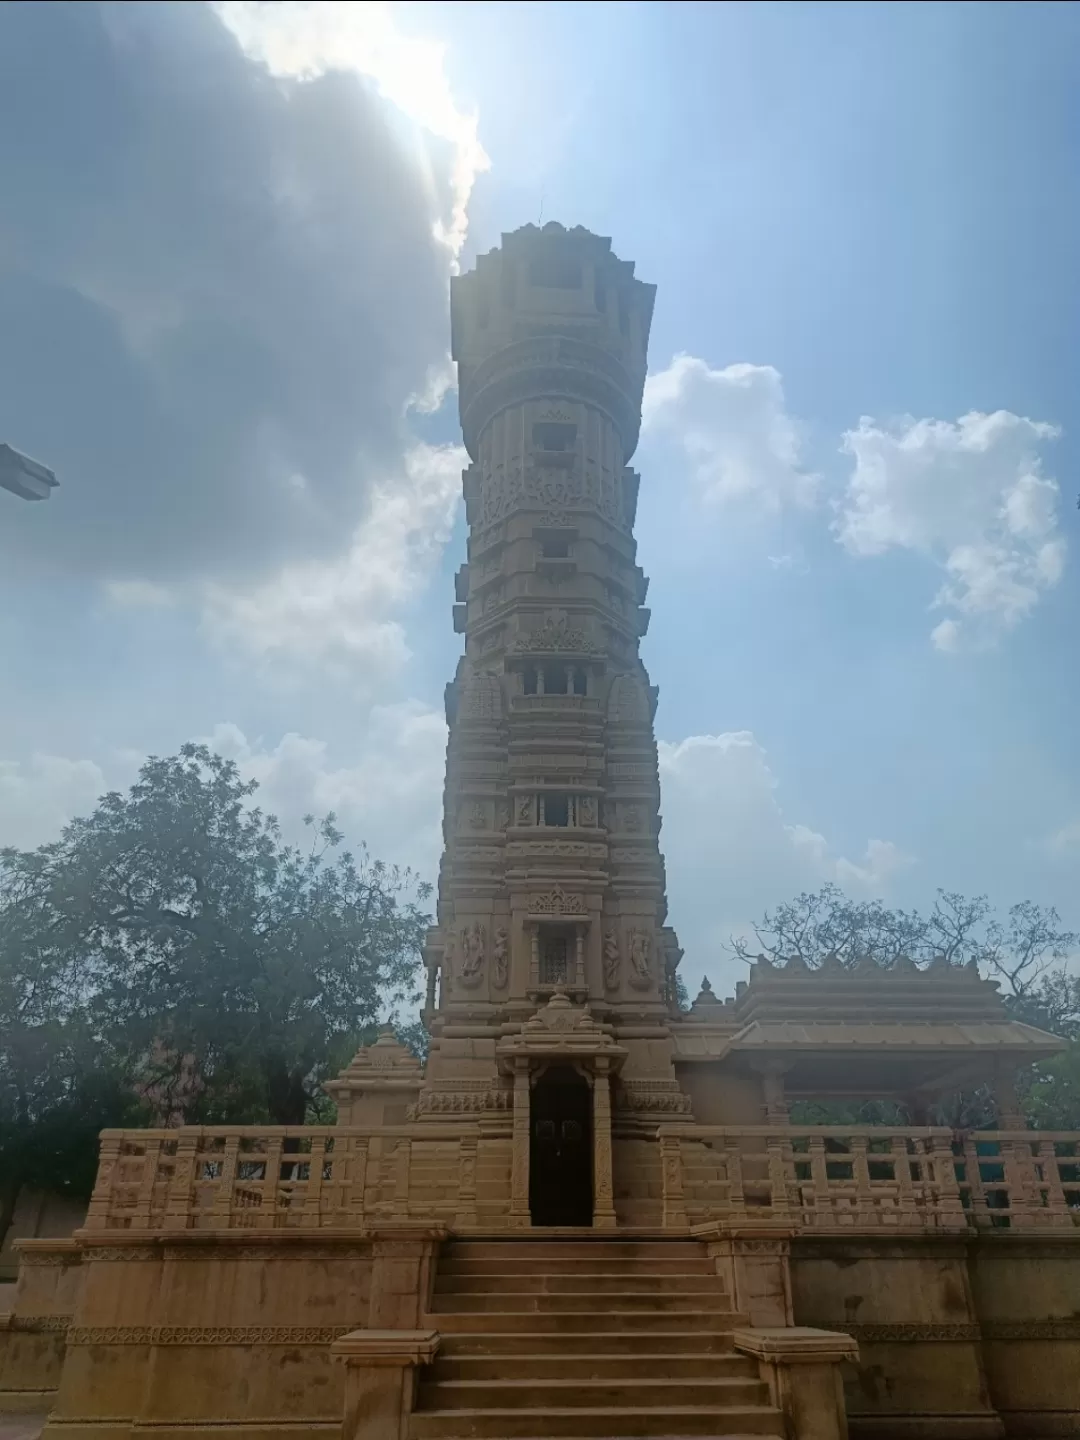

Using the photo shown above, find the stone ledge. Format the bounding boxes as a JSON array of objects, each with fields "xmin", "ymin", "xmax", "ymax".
[
  {"xmin": 331, "ymin": 1329, "xmax": 440, "ymax": 1368},
  {"xmin": 735, "ymin": 1326, "xmax": 859, "ymax": 1365}
]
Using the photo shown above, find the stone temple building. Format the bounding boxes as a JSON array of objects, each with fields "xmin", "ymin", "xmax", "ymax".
[{"xmin": 3, "ymin": 222, "xmax": 1080, "ymax": 1440}]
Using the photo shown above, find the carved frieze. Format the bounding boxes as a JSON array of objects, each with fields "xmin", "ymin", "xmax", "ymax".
[
  {"xmin": 530, "ymin": 884, "xmax": 587, "ymax": 916},
  {"xmin": 507, "ymin": 841, "xmax": 606, "ymax": 860},
  {"xmin": 514, "ymin": 613, "xmax": 597, "ymax": 654}
]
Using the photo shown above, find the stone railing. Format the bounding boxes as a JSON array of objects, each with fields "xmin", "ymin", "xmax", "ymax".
[
  {"xmin": 83, "ymin": 1125, "xmax": 483, "ymax": 1232},
  {"xmin": 658, "ymin": 1125, "xmax": 1080, "ymax": 1233}
]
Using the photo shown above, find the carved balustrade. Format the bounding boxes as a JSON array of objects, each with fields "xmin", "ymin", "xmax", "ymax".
[
  {"xmin": 658, "ymin": 1125, "xmax": 1080, "ymax": 1233},
  {"xmin": 955, "ymin": 1130, "xmax": 1080, "ymax": 1229},
  {"xmin": 83, "ymin": 1125, "xmax": 482, "ymax": 1232}
]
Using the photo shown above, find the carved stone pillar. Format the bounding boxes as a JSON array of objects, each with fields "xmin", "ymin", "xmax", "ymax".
[
  {"xmin": 757, "ymin": 1061, "xmax": 791, "ymax": 1124},
  {"xmin": 575, "ymin": 925, "xmax": 586, "ymax": 990},
  {"xmin": 510, "ymin": 1060, "xmax": 531, "ymax": 1227},
  {"xmin": 424, "ymin": 962, "xmax": 438, "ymax": 1011},
  {"xmin": 529, "ymin": 926, "xmax": 540, "ymax": 991},
  {"xmin": 592, "ymin": 1061, "xmax": 616, "ymax": 1229},
  {"xmin": 994, "ymin": 1064, "xmax": 1025, "ymax": 1129}
]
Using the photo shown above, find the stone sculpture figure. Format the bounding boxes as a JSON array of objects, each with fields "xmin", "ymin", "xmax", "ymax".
[
  {"xmin": 628, "ymin": 928, "xmax": 652, "ymax": 989},
  {"xmin": 459, "ymin": 923, "xmax": 486, "ymax": 986},
  {"xmin": 493, "ymin": 927, "xmax": 509, "ymax": 989},
  {"xmin": 603, "ymin": 930, "xmax": 621, "ymax": 990}
]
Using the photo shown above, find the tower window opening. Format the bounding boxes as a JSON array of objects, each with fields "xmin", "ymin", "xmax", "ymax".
[
  {"xmin": 541, "ymin": 538, "xmax": 570, "ymax": 559},
  {"xmin": 540, "ymin": 934, "xmax": 569, "ymax": 986},
  {"xmin": 523, "ymin": 666, "xmax": 539, "ymax": 696},
  {"xmin": 542, "ymin": 664, "xmax": 568, "ymax": 695},
  {"xmin": 529, "ymin": 255, "xmax": 582, "ymax": 290},
  {"xmin": 594, "ymin": 278, "xmax": 606, "ymax": 312},
  {"xmin": 542, "ymin": 793, "xmax": 570, "ymax": 827},
  {"xmin": 533, "ymin": 422, "xmax": 577, "ymax": 453},
  {"xmin": 572, "ymin": 667, "xmax": 588, "ymax": 697}
]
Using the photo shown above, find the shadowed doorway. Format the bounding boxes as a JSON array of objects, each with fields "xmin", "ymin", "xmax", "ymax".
[{"xmin": 529, "ymin": 1065, "xmax": 593, "ymax": 1226}]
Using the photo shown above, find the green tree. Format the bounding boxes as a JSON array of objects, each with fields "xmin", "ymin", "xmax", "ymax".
[
  {"xmin": 0, "ymin": 744, "xmax": 431, "ymax": 1134},
  {"xmin": 0, "ymin": 856, "xmax": 146, "ymax": 1247}
]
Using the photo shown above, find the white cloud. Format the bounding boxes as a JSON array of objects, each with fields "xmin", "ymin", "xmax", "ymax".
[
  {"xmin": 0, "ymin": 708, "xmax": 447, "ymax": 885},
  {"xmin": 200, "ymin": 441, "xmax": 464, "ymax": 684},
  {"xmin": 642, "ymin": 356, "xmax": 818, "ymax": 511},
  {"xmin": 657, "ymin": 731, "xmax": 912, "ymax": 994},
  {"xmin": 203, "ymin": 705, "xmax": 447, "ymax": 880},
  {"xmin": 216, "ymin": 0, "xmax": 489, "ymax": 262},
  {"xmin": 1044, "ymin": 821, "xmax": 1080, "ymax": 857},
  {"xmin": 836, "ymin": 410, "xmax": 1066, "ymax": 649},
  {"xmin": 0, "ymin": 754, "xmax": 107, "ymax": 849}
]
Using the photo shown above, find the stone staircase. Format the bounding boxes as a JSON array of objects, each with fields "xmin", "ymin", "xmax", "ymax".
[{"xmin": 410, "ymin": 1236, "xmax": 784, "ymax": 1439}]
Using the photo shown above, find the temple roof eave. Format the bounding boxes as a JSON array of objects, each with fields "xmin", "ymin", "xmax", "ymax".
[{"xmin": 669, "ymin": 1018, "xmax": 1066, "ymax": 1063}]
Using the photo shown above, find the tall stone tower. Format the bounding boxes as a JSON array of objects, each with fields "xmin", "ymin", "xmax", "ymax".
[{"xmin": 415, "ymin": 222, "xmax": 686, "ymax": 1225}]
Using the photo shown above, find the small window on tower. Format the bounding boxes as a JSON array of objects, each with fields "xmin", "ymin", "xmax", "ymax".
[
  {"xmin": 540, "ymin": 538, "xmax": 569, "ymax": 559},
  {"xmin": 542, "ymin": 664, "xmax": 568, "ymax": 695},
  {"xmin": 523, "ymin": 666, "xmax": 539, "ymax": 696},
  {"xmin": 533, "ymin": 422, "xmax": 577, "ymax": 453},
  {"xmin": 540, "ymin": 935, "xmax": 569, "ymax": 985},
  {"xmin": 542, "ymin": 794, "xmax": 570, "ymax": 827},
  {"xmin": 572, "ymin": 667, "xmax": 588, "ymax": 697}
]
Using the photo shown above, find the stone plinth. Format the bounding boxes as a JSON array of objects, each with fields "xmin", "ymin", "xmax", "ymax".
[
  {"xmin": 735, "ymin": 1327, "xmax": 858, "ymax": 1440},
  {"xmin": 333, "ymin": 1330, "xmax": 439, "ymax": 1440}
]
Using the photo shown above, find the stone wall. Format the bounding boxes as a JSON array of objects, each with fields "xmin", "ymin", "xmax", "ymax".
[
  {"xmin": 791, "ymin": 1232, "xmax": 1080, "ymax": 1439},
  {"xmin": 1, "ymin": 1192, "xmax": 87, "ymax": 1282}
]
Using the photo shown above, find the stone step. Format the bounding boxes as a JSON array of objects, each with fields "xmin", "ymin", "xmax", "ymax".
[
  {"xmin": 443, "ymin": 1241, "xmax": 706, "ymax": 1261},
  {"xmin": 431, "ymin": 1352, "xmax": 755, "ymax": 1381},
  {"xmin": 436, "ymin": 1330, "xmax": 739, "ymax": 1357},
  {"xmin": 439, "ymin": 1256, "xmax": 718, "ymax": 1277},
  {"xmin": 430, "ymin": 1290, "xmax": 733, "ymax": 1314},
  {"xmin": 408, "ymin": 1405, "xmax": 783, "ymax": 1437},
  {"xmin": 418, "ymin": 1377, "xmax": 769, "ymax": 1410},
  {"xmin": 435, "ymin": 1271, "xmax": 725, "ymax": 1296},
  {"xmin": 426, "ymin": 1310, "xmax": 747, "ymax": 1334}
]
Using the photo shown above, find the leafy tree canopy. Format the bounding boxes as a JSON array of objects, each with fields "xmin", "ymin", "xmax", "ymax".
[{"xmin": 0, "ymin": 743, "xmax": 431, "ymax": 1245}]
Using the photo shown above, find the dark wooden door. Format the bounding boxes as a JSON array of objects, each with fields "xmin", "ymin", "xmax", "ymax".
[{"xmin": 529, "ymin": 1066, "xmax": 593, "ymax": 1226}]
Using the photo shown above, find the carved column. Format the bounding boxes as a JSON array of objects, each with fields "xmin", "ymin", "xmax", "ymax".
[
  {"xmin": 510, "ymin": 1060, "xmax": 531, "ymax": 1227},
  {"xmin": 529, "ymin": 926, "xmax": 540, "ymax": 991},
  {"xmin": 424, "ymin": 961, "xmax": 438, "ymax": 1011},
  {"xmin": 592, "ymin": 1061, "xmax": 617, "ymax": 1229},
  {"xmin": 575, "ymin": 925, "xmax": 586, "ymax": 990}
]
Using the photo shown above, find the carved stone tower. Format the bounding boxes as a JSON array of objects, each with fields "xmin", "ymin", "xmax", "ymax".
[{"xmin": 416, "ymin": 223, "xmax": 686, "ymax": 1226}]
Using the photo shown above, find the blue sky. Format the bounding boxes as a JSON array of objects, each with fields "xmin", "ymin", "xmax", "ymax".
[{"xmin": 1, "ymin": 0, "xmax": 1077, "ymax": 995}]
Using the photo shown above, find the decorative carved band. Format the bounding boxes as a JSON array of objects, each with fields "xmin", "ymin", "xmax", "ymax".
[
  {"xmin": 415, "ymin": 1089, "xmax": 512, "ymax": 1114},
  {"xmin": 7, "ymin": 1315, "xmax": 73, "ymax": 1332},
  {"xmin": 83, "ymin": 1247, "xmax": 159, "ymax": 1263},
  {"xmin": 14, "ymin": 1251, "xmax": 80, "ymax": 1267},
  {"xmin": 807, "ymin": 1318, "xmax": 1080, "ymax": 1343},
  {"xmin": 984, "ymin": 1320, "xmax": 1080, "ymax": 1340},
  {"xmin": 805, "ymin": 1321, "xmax": 982, "ymax": 1343},
  {"xmin": 66, "ymin": 1324, "xmax": 354, "ymax": 1347}
]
